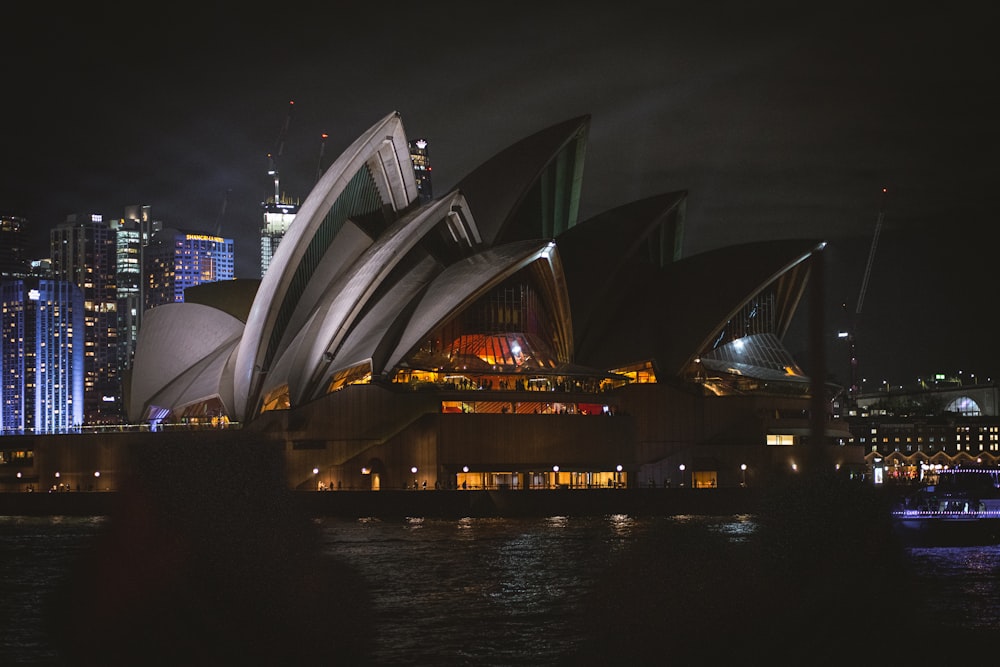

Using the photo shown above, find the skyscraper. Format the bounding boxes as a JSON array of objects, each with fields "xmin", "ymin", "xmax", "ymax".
[
  {"xmin": 260, "ymin": 197, "xmax": 298, "ymax": 277},
  {"xmin": 0, "ymin": 278, "xmax": 85, "ymax": 434},
  {"xmin": 259, "ymin": 100, "xmax": 300, "ymax": 278},
  {"xmin": 50, "ymin": 214, "xmax": 120, "ymax": 425},
  {"xmin": 144, "ymin": 228, "xmax": 235, "ymax": 309},
  {"xmin": 409, "ymin": 138, "xmax": 432, "ymax": 203},
  {"xmin": 111, "ymin": 205, "xmax": 161, "ymax": 371},
  {"xmin": 0, "ymin": 214, "xmax": 29, "ymax": 278}
]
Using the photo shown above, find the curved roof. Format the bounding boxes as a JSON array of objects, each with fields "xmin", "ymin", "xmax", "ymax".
[
  {"xmin": 384, "ymin": 240, "xmax": 572, "ymax": 372},
  {"xmin": 127, "ymin": 111, "xmax": 825, "ymax": 425},
  {"xmin": 557, "ymin": 191, "xmax": 687, "ymax": 351},
  {"xmin": 234, "ymin": 111, "xmax": 417, "ymax": 419},
  {"xmin": 263, "ymin": 191, "xmax": 477, "ymax": 406},
  {"xmin": 659, "ymin": 239, "xmax": 819, "ymax": 374},
  {"xmin": 571, "ymin": 238, "xmax": 820, "ymax": 376},
  {"xmin": 127, "ymin": 302, "xmax": 245, "ymax": 422},
  {"xmin": 141, "ymin": 338, "xmax": 240, "ymax": 418},
  {"xmin": 453, "ymin": 115, "xmax": 589, "ymax": 245},
  {"xmin": 183, "ymin": 279, "xmax": 260, "ymax": 323}
]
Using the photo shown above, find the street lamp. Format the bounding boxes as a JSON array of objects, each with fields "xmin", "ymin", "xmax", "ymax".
[
  {"xmin": 679, "ymin": 464, "xmax": 686, "ymax": 488},
  {"xmin": 740, "ymin": 463, "xmax": 747, "ymax": 487}
]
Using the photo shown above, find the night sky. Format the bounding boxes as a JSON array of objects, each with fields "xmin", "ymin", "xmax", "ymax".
[{"xmin": 3, "ymin": 3, "xmax": 995, "ymax": 390}]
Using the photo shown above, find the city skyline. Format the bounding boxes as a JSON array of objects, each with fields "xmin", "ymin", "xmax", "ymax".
[{"xmin": 2, "ymin": 4, "xmax": 994, "ymax": 388}]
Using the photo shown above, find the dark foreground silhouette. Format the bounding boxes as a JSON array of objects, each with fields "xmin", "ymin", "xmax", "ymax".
[
  {"xmin": 564, "ymin": 470, "xmax": 1000, "ymax": 665},
  {"xmin": 46, "ymin": 436, "xmax": 373, "ymax": 665}
]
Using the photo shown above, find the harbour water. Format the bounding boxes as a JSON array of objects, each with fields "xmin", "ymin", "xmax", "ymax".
[{"xmin": 3, "ymin": 508, "xmax": 1000, "ymax": 665}]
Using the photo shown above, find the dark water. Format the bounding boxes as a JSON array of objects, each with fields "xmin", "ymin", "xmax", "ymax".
[{"xmin": 3, "ymin": 513, "xmax": 1000, "ymax": 665}]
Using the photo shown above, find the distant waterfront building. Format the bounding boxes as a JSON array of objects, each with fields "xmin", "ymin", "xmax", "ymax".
[
  {"xmin": 50, "ymin": 214, "xmax": 121, "ymax": 425},
  {"xmin": 0, "ymin": 214, "xmax": 30, "ymax": 278},
  {"xmin": 0, "ymin": 278, "xmax": 85, "ymax": 434},
  {"xmin": 111, "ymin": 205, "xmax": 161, "ymax": 370},
  {"xmin": 260, "ymin": 197, "xmax": 298, "ymax": 278},
  {"xmin": 409, "ymin": 138, "xmax": 432, "ymax": 203},
  {"xmin": 144, "ymin": 228, "xmax": 235, "ymax": 309},
  {"xmin": 848, "ymin": 376, "xmax": 1000, "ymax": 483}
]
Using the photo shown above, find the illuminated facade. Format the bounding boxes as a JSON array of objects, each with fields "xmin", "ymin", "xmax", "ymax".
[
  {"xmin": 50, "ymin": 214, "xmax": 120, "ymax": 425},
  {"xmin": 260, "ymin": 199, "xmax": 299, "ymax": 278},
  {"xmin": 850, "ymin": 379, "xmax": 1000, "ymax": 482},
  {"xmin": 408, "ymin": 138, "xmax": 432, "ymax": 203},
  {"xmin": 123, "ymin": 111, "xmax": 859, "ymax": 491},
  {"xmin": 144, "ymin": 229, "xmax": 234, "ymax": 310},
  {"xmin": 0, "ymin": 278, "xmax": 85, "ymax": 434},
  {"xmin": 111, "ymin": 205, "xmax": 161, "ymax": 372}
]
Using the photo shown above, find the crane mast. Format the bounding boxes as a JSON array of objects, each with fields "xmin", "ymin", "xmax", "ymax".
[
  {"xmin": 315, "ymin": 132, "xmax": 328, "ymax": 184},
  {"xmin": 267, "ymin": 100, "xmax": 295, "ymax": 204},
  {"xmin": 847, "ymin": 187, "xmax": 887, "ymax": 404}
]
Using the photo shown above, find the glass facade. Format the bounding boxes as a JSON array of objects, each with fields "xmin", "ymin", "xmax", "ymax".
[
  {"xmin": 145, "ymin": 231, "xmax": 234, "ymax": 310},
  {"xmin": 408, "ymin": 138, "xmax": 432, "ymax": 203},
  {"xmin": 260, "ymin": 201, "xmax": 298, "ymax": 278},
  {"xmin": 112, "ymin": 207, "xmax": 160, "ymax": 373},
  {"xmin": 406, "ymin": 280, "xmax": 564, "ymax": 373},
  {"xmin": 0, "ymin": 278, "xmax": 84, "ymax": 433},
  {"xmin": 49, "ymin": 215, "xmax": 120, "ymax": 425}
]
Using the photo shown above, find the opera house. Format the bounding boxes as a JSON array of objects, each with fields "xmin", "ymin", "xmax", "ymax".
[{"xmin": 3, "ymin": 111, "xmax": 862, "ymax": 494}]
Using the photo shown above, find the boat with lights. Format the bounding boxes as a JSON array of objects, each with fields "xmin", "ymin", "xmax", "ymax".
[{"xmin": 891, "ymin": 466, "xmax": 1000, "ymax": 546}]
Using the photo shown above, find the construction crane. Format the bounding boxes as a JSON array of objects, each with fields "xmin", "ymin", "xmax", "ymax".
[
  {"xmin": 266, "ymin": 100, "xmax": 295, "ymax": 204},
  {"xmin": 315, "ymin": 132, "xmax": 328, "ymax": 184},
  {"xmin": 213, "ymin": 189, "xmax": 230, "ymax": 237},
  {"xmin": 843, "ymin": 187, "xmax": 888, "ymax": 405}
]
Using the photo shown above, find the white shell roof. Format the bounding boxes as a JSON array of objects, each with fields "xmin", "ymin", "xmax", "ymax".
[
  {"xmin": 127, "ymin": 302, "xmax": 244, "ymax": 422},
  {"xmin": 233, "ymin": 111, "xmax": 417, "ymax": 419}
]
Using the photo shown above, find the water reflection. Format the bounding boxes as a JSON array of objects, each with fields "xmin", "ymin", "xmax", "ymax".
[
  {"xmin": 7, "ymin": 511, "xmax": 1000, "ymax": 664},
  {"xmin": 607, "ymin": 513, "xmax": 634, "ymax": 535},
  {"xmin": 709, "ymin": 513, "xmax": 757, "ymax": 543},
  {"xmin": 907, "ymin": 545, "xmax": 1000, "ymax": 631}
]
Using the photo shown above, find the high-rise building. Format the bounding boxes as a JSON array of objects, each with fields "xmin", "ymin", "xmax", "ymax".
[
  {"xmin": 260, "ymin": 100, "xmax": 300, "ymax": 278},
  {"xmin": 0, "ymin": 214, "xmax": 29, "ymax": 278},
  {"xmin": 260, "ymin": 197, "xmax": 298, "ymax": 278},
  {"xmin": 145, "ymin": 228, "xmax": 235, "ymax": 309},
  {"xmin": 50, "ymin": 214, "xmax": 120, "ymax": 426},
  {"xmin": 111, "ymin": 205, "xmax": 161, "ymax": 371},
  {"xmin": 0, "ymin": 278, "xmax": 85, "ymax": 434},
  {"xmin": 409, "ymin": 138, "xmax": 432, "ymax": 203}
]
